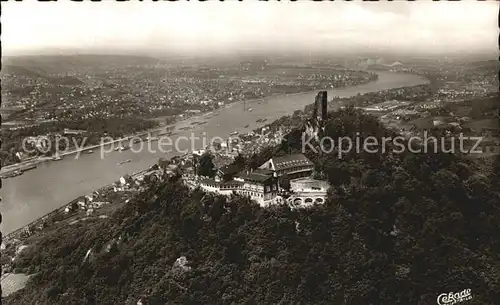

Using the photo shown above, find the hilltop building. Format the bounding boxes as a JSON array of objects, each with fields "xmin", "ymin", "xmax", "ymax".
[
  {"xmin": 198, "ymin": 153, "xmax": 322, "ymax": 208},
  {"xmin": 199, "ymin": 168, "xmax": 278, "ymax": 206},
  {"xmin": 258, "ymin": 153, "xmax": 314, "ymax": 180},
  {"xmin": 287, "ymin": 178, "xmax": 330, "ymax": 208},
  {"xmin": 197, "ymin": 92, "xmax": 327, "ymax": 208}
]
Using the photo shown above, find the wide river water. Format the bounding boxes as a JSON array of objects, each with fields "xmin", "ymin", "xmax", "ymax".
[{"xmin": 0, "ymin": 71, "xmax": 428, "ymax": 234}]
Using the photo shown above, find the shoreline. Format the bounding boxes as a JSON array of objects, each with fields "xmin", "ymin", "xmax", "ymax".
[
  {"xmin": 3, "ymin": 166, "xmax": 153, "ymax": 242},
  {"xmin": 1, "ymin": 71, "xmax": 429, "ymax": 236},
  {"xmin": 220, "ymin": 75, "xmax": 380, "ymax": 109}
]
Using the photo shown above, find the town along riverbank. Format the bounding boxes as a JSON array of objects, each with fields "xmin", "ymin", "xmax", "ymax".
[{"xmin": 0, "ymin": 71, "xmax": 428, "ymax": 234}]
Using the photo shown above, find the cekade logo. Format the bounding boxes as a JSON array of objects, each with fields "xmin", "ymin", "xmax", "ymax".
[{"xmin": 437, "ymin": 289, "xmax": 472, "ymax": 305}]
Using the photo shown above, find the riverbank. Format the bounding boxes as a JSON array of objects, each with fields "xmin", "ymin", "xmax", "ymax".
[
  {"xmin": 0, "ymin": 71, "xmax": 429, "ymax": 235},
  {"xmin": 3, "ymin": 166, "xmax": 153, "ymax": 242},
  {"xmin": 0, "ymin": 75, "xmax": 380, "ymax": 178},
  {"xmin": 0, "ymin": 157, "xmax": 53, "ymax": 179}
]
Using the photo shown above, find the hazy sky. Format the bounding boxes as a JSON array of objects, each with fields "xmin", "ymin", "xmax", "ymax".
[{"xmin": 2, "ymin": 0, "xmax": 499, "ymax": 56}]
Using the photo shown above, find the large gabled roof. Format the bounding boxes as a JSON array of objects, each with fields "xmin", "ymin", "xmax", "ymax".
[
  {"xmin": 218, "ymin": 164, "xmax": 242, "ymax": 176},
  {"xmin": 236, "ymin": 169, "xmax": 274, "ymax": 183},
  {"xmin": 271, "ymin": 153, "xmax": 313, "ymax": 171}
]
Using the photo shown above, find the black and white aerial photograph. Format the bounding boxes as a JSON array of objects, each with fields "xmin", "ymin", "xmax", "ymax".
[{"xmin": 1, "ymin": 1, "xmax": 499, "ymax": 304}]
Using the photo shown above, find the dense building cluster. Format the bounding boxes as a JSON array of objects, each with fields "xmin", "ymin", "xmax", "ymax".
[{"xmin": 2, "ymin": 57, "xmax": 376, "ymax": 125}]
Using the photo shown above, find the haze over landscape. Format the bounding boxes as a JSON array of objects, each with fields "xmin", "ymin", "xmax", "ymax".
[{"xmin": 2, "ymin": 1, "xmax": 498, "ymax": 57}]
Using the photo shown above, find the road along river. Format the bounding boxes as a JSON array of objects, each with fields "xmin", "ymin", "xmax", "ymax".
[{"xmin": 0, "ymin": 71, "xmax": 428, "ymax": 234}]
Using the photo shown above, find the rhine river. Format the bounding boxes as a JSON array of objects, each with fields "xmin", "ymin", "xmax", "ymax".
[{"xmin": 0, "ymin": 71, "xmax": 428, "ymax": 234}]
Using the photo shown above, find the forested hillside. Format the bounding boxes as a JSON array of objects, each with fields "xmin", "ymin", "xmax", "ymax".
[{"xmin": 6, "ymin": 108, "xmax": 500, "ymax": 305}]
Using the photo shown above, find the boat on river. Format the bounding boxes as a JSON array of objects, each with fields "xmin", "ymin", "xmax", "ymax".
[
  {"xmin": 115, "ymin": 145, "xmax": 130, "ymax": 152},
  {"xmin": 117, "ymin": 159, "xmax": 132, "ymax": 165},
  {"xmin": 1, "ymin": 170, "xmax": 23, "ymax": 179}
]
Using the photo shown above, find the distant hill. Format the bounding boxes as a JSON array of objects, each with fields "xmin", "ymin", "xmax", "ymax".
[
  {"xmin": 1, "ymin": 65, "xmax": 44, "ymax": 78},
  {"xmin": 472, "ymin": 59, "xmax": 498, "ymax": 67},
  {"xmin": 354, "ymin": 57, "xmax": 406, "ymax": 71},
  {"xmin": 2, "ymin": 54, "xmax": 163, "ymax": 75},
  {"xmin": 2, "ymin": 64, "xmax": 84, "ymax": 86},
  {"xmin": 2, "ymin": 54, "xmax": 164, "ymax": 88}
]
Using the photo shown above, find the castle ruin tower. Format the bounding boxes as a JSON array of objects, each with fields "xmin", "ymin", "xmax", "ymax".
[{"xmin": 314, "ymin": 91, "xmax": 328, "ymax": 130}]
